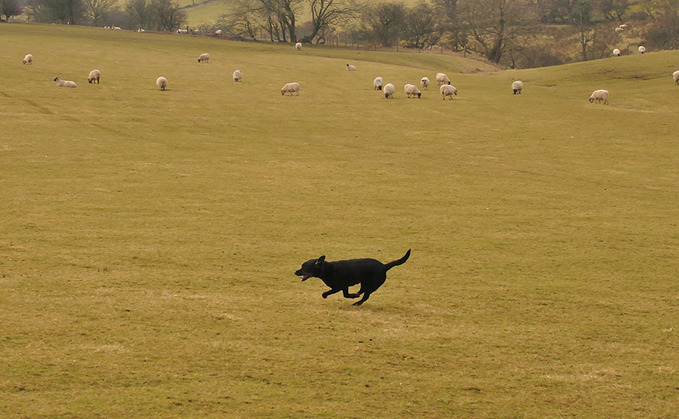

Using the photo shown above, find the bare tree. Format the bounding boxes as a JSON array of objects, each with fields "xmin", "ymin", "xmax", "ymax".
[
  {"xmin": 536, "ymin": 0, "xmax": 577, "ymax": 23},
  {"xmin": 360, "ymin": 2, "xmax": 406, "ymax": 47},
  {"xmin": 226, "ymin": 0, "xmax": 302, "ymax": 42},
  {"xmin": 84, "ymin": 0, "xmax": 117, "ymax": 25},
  {"xmin": 26, "ymin": 0, "xmax": 85, "ymax": 24},
  {"xmin": 227, "ymin": 0, "xmax": 259, "ymax": 39},
  {"xmin": 278, "ymin": 0, "xmax": 303, "ymax": 42},
  {"xmin": 458, "ymin": 0, "xmax": 535, "ymax": 64},
  {"xmin": 402, "ymin": 2, "xmax": 438, "ymax": 48},
  {"xmin": 570, "ymin": 0, "xmax": 593, "ymax": 61},
  {"xmin": 299, "ymin": 0, "xmax": 358, "ymax": 44},
  {"xmin": 150, "ymin": 0, "xmax": 185, "ymax": 31},
  {"xmin": 595, "ymin": 0, "xmax": 629, "ymax": 21},
  {"xmin": 644, "ymin": 0, "xmax": 679, "ymax": 49},
  {"xmin": 125, "ymin": 0, "xmax": 153, "ymax": 29}
]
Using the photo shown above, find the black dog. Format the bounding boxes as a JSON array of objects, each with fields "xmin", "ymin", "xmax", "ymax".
[{"xmin": 295, "ymin": 249, "xmax": 411, "ymax": 306}]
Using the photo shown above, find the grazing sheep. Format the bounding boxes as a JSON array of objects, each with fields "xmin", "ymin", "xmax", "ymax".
[
  {"xmin": 673, "ymin": 70, "xmax": 679, "ymax": 85},
  {"xmin": 113, "ymin": 26, "xmax": 122, "ymax": 30},
  {"xmin": 281, "ymin": 82, "xmax": 300, "ymax": 96},
  {"xmin": 215, "ymin": 29, "xmax": 222, "ymax": 36},
  {"xmin": 511, "ymin": 80, "xmax": 523, "ymax": 95},
  {"xmin": 22, "ymin": 54, "xmax": 33, "ymax": 65},
  {"xmin": 404, "ymin": 84, "xmax": 421, "ymax": 98},
  {"xmin": 295, "ymin": 42, "xmax": 302, "ymax": 51},
  {"xmin": 436, "ymin": 72, "xmax": 451, "ymax": 85},
  {"xmin": 374, "ymin": 77, "xmax": 383, "ymax": 90},
  {"xmin": 383, "ymin": 83, "xmax": 395, "ymax": 99},
  {"xmin": 638, "ymin": 45, "xmax": 646, "ymax": 54},
  {"xmin": 346, "ymin": 64, "xmax": 357, "ymax": 71},
  {"xmin": 53, "ymin": 77, "xmax": 77, "ymax": 88},
  {"xmin": 420, "ymin": 77, "xmax": 430, "ymax": 90},
  {"xmin": 589, "ymin": 89, "xmax": 609, "ymax": 105},
  {"xmin": 137, "ymin": 28, "xmax": 145, "ymax": 32},
  {"xmin": 177, "ymin": 28, "xmax": 188, "ymax": 34},
  {"xmin": 156, "ymin": 76, "xmax": 168, "ymax": 91},
  {"xmin": 87, "ymin": 69, "xmax": 101, "ymax": 84},
  {"xmin": 440, "ymin": 84, "xmax": 457, "ymax": 100},
  {"xmin": 197, "ymin": 53, "xmax": 210, "ymax": 63},
  {"xmin": 612, "ymin": 48, "xmax": 621, "ymax": 56},
  {"xmin": 233, "ymin": 69, "xmax": 243, "ymax": 82}
]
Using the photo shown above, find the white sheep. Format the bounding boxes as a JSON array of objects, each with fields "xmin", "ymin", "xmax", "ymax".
[
  {"xmin": 404, "ymin": 84, "xmax": 421, "ymax": 98},
  {"xmin": 113, "ymin": 26, "xmax": 121, "ymax": 30},
  {"xmin": 589, "ymin": 89, "xmax": 609, "ymax": 105},
  {"xmin": 511, "ymin": 80, "xmax": 523, "ymax": 95},
  {"xmin": 346, "ymin": 64, "xmax": 357, "ymax": 71},
  {"xmin": 440, "ymin": 84, "xmax": 457, "ymax": 100},
  {"xmin": 137, "ymin": 28, "xmax": 145, "ymax": 32},
  {"xmin": 673, "ymin": 70, "xmax": 679, "ymax": 85},
  {"xmin": 233, "ymin": 69, "xmax": 243, "ymax": 82},
  {"xmin": 295, "ymin": 42, "xmax": 302, "ymax": 51},
  {"xmin": 54, "ymin": 77, "xmax": 77, "ymax": 88},
  {"xmin": 614, "ymin": 26, "xmax": 623, "ymax": 32},
  {"xmin": 281, "ymin": 82, "xmax": 300, "ymax": 96},
  {"xmin": 197, "ymin": 53, "xmax": 210, "ymax": 63},
  {"xmin": 22, "ymin": 54, "xmax": 33, "ymax": 65},
  {"xmin": 87, "ymin": 69, "xmax": 101, "ymax": 84},
  {"xmin": 383, "ymin": 83, "xmax": 395, "ymax": 99},
  {"xmin": 612, "ymin": 48, "xmax": 621, "ymax": 57},
  {"xmin": 638, "ymin": 45, "xmax": 646, "ymax": 54},
  {"xmin": 421, "ymin": 77, "xmax": 430, "ymax": 90},
  {"xmin": 436, "ymin": 72, "xmax": 451, "ymax": 85},
  {"xmin": 156, "ymin": 76, "xmax": 168, "ymax": 91},
  {"xmin": 374, "ymin": 77, "xmax": 383, "ymax": 91},
  {"xmin": 177, "ymin": 28, "xmax": 188, "ymax": 34},
  {"xmin": 215, "ymin": 29, "xmax": 222, "ymax": 36}
]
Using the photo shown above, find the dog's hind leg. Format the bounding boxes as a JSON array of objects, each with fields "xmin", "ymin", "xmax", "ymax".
[
  {"xmin": 352, "ymin": 292, "xmax": 372, "ymax": 306},
  {"xmin": 343, "ymin": 289, "xmax": 360, "ymax": 299},
  {"xmin": 352, "ymin": 287, "xmax": 374, "ymax": 305},
  {"xmin": 352, "ymin": 275, "xmax": 386, "ymax": 305}
]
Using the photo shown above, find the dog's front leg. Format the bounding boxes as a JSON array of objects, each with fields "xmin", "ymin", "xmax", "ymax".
[{"xmin": 322, "ymin": 289, "xmax": 341, "ymax": 298}]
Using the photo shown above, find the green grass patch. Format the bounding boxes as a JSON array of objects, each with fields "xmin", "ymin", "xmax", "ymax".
[{"xmin": 1, "ymin": 23, "xmax": 679, "ymax": 417}]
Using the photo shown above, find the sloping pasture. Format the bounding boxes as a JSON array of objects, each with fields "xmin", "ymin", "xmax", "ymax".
[{"xmin": 1, "ymin": 24, "xmax": 679, "ymax": 417}]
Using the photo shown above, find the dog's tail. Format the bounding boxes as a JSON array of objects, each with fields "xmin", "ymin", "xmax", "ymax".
[{"xmin": 384, "ymin": 249, "xmax": 411, "ymax": 271}]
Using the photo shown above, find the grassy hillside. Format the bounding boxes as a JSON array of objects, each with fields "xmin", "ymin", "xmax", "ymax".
[{"xmin": 2, "ymin": 23, "xmax": 679, "ymax": 417}]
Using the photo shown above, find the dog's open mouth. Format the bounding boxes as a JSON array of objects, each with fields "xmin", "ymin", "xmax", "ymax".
[{"xmin": 299, "ymin": 275, "xmax": 310, "ymax": 281}]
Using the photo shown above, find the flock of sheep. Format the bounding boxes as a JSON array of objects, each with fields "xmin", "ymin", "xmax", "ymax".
[
  {"xmin": 22, "ymin": 42, "xmax": 679, "ymax": 102},
  {"xmin": 371, "ymin": 72, "xmax": 460, "ymax": 100}
]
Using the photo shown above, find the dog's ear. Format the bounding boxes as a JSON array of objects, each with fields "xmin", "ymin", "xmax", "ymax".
[{"xmin": 316, "ymin": 256, "xmax": 325, "ymax": 265}]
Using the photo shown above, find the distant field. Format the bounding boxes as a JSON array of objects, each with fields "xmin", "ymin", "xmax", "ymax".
[
  {"xmin": 2, "ymin": 23, "xmax": 679, "ymax": 417},
  {"xmin": 183, "ymin": 0, "xmax": 231, "ymax": 26}
]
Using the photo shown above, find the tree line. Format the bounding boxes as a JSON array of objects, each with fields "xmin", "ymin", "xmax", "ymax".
[
  {"xmin": 4, "ymin": 0, "xmax": 188, "ymax": 31},
  {"xmin": 224, "ymin": 0, "xmax": 679, "ymax": 65},
  {"xmin": 3, "ymin": 0, "xmax": 678, "ymax": 68}
]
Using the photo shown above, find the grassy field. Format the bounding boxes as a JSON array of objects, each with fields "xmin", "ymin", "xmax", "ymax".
[{"xmin": 2, "ymin": 23, "xmax": 679, "ymax": 417}]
